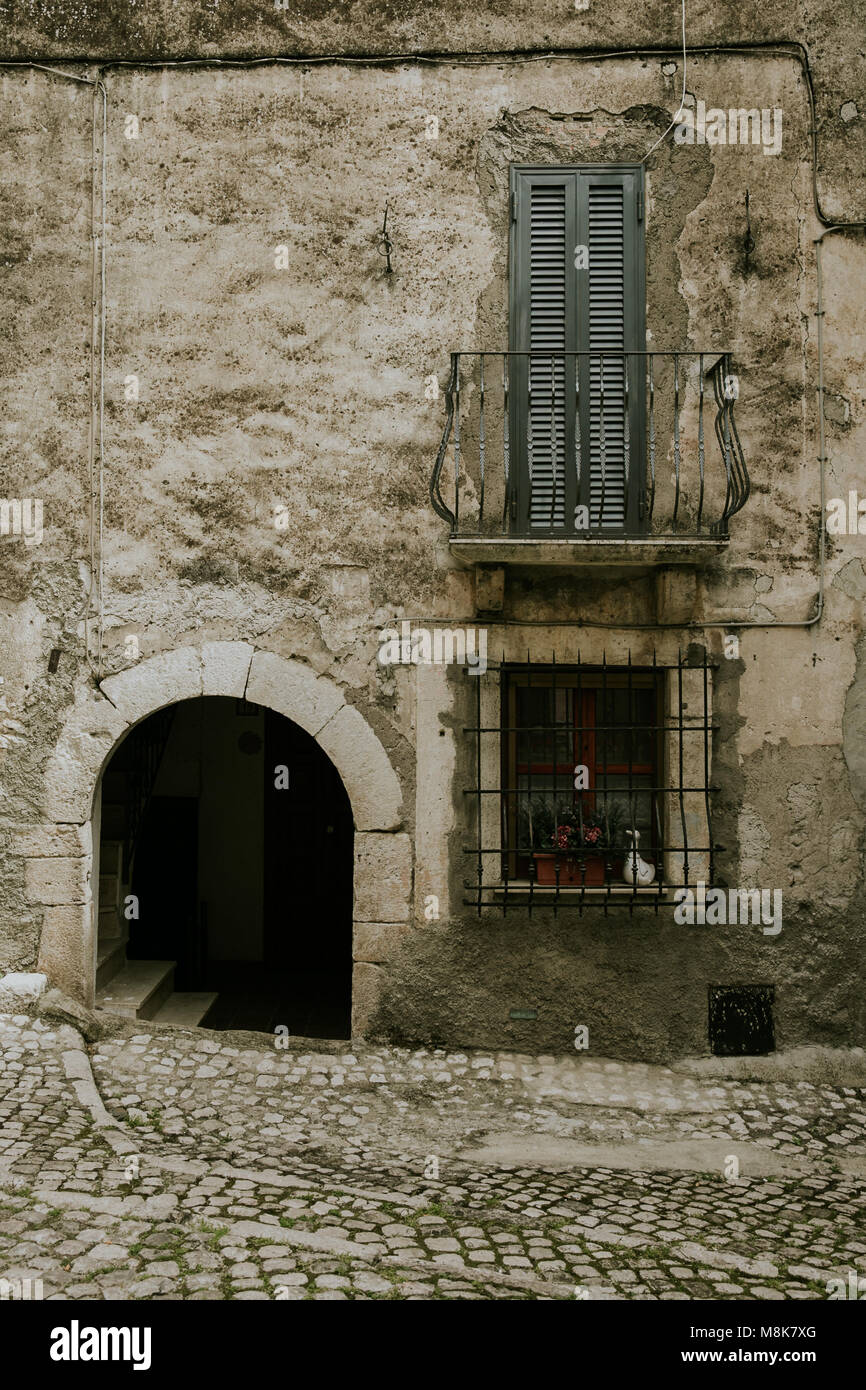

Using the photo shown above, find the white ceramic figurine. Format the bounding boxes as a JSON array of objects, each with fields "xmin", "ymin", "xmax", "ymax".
[{"xmin": 623, "ymin": 829, "xmax": 656, "ymax": 886}]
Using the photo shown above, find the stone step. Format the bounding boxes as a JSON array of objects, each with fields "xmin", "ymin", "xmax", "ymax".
[
  {"xmin": 95, "ymin": 932, "xmax": 128, "ymax": 990},
  {"xmin": 151, "ymin": 992, "xmax": 219, "ymax": 1028},
  {"xmin": 99, "ymin": 839, "xmax": 124, "ymax": 875},
  {"xmin": 96, "ymin": 960, "xmax": 176, "ymax": 1020},
  {"xmin": 98, "ymin": 904, "xmax": 125, "ymax": 940},
  {"xmin": 99, "ymin": 873, "xmax": 122, "ymax": 905}
]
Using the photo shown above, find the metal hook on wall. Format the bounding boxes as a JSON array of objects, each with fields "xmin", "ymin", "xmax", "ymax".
[
  {"xmin": 744, "ymin": 189, "xmax": 756, "ymax": 264},
  {"xmin": 377, "ymin": 202, "xmax": 394, "ymax": 274}
]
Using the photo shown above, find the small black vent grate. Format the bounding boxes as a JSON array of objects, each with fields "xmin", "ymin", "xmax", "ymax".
[{"xmin": 709, "ymin": 984, "xmax": 775, "ymax": 1056}]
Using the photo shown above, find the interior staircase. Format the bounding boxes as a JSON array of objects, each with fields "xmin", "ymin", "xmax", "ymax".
[{"xmin": 95, "ymin": 733, "xmax": 218, "ymax": 1028}]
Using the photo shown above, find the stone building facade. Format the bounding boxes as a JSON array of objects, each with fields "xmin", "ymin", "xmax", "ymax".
[{"xmin": 0, "ymin": 3, "xmax": 864, "ymax": 1059}]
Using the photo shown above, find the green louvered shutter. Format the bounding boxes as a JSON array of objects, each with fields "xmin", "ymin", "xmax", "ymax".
[
  {"xmin": 510, "ymin": 165, "xmax": 645, "ymax": 535},
  {"xmin": 526, "ymin": 180, "xmax": 568, "ymax": 529}
]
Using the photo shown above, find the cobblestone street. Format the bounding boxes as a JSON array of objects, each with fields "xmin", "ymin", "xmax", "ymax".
[{"xmin": 2, "ymin": 1012, "xmax": 865, "ymax": 1302}]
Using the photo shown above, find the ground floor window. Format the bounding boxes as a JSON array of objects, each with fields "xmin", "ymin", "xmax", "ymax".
[
  {"xmin": 504, "ymin": 667, "xmax": 661, "ymax": 879},
  {"xmin": 465, "ymin": 650, "xmax": 717, "ymax": 912}
]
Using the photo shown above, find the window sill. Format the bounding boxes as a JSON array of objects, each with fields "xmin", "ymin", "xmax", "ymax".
[{"xmin": 490, "ymin": 881, "xmax": 669, "ymax": 901}]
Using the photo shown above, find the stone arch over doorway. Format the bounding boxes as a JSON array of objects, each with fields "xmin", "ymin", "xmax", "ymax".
[{"xmin": 32, "ymin": 643, "xmax": 408, "ymax": 1036}]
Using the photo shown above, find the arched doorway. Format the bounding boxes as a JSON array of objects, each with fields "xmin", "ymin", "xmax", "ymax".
[{"xmin": 95, "ymin": 695, "xmax": 353, "ymax": 1037}]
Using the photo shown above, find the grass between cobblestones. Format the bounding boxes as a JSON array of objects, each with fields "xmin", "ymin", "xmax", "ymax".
[{"xmin": 2, "ymin": 1019, "xmax": 866, "ymax": 1300}]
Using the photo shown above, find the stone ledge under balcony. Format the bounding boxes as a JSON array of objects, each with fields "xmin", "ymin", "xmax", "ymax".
[{"xmin": 448, "ymin": 535, "xmax": 728, "ymax": 570}]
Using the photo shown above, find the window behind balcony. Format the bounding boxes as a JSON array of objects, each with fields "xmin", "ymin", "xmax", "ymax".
[{"xmin": 509, "ymin": 165, "xmax": 646, "ymax": 536}]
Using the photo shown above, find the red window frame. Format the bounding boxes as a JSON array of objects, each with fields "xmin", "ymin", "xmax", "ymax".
[{"xmin": 503, "ymin": 669, "xmax": 662, "ymax": 879}]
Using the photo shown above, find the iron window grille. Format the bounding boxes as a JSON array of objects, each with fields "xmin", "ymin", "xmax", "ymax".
[{"xmin": 463, "ymin": 648, "xmax": 721, "ymax": 914}]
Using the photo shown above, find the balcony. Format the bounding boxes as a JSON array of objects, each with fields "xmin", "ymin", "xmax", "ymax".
[{"xmin": 429, "ymin": 351, "xmax": 750, "ymax": 569}]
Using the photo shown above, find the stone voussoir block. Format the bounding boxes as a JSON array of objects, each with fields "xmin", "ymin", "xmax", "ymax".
[
  {"xmin": 202, "ymin": 641, "xmax": 255, "ymax": 698},
  {"xmin": 43, "ymin": 689, "xmax": 131, "ymax": 823},
  {"xmin": 354, "ymin": 833, "xmax": 411, "ymax": 922},
  {"xmin": 318, "ymin": 704, "xmax": 403, "ymax": 832},
  {"xmin": 246, "ymin": 651, "xmax": 344, "ymax": 737},
  {"xmin": 99, "ymin": 646, "xmax": 203, "ymax": 726}
]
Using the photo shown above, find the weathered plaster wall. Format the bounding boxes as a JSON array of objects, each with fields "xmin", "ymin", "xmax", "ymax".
[
  {"xmin": 0, "ymin": 56, "xmax": 824, "ymax": 621},
  {"xmin": 0, "ymin": 0, "xmax": 862, "ymax": 220},
  {"xmin": 1, "ymin": 16, "xmax": 864, "ymax": 1056}
]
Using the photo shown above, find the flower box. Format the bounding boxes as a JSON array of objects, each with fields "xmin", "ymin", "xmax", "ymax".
[{"xmin": 533, "ymin": 852, "xmax": 621, "ymax": 887}]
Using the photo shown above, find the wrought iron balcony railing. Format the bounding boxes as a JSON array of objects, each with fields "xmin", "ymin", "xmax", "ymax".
[{"xmin": 429, "ymin": 351, "xmax": 749, "ymax": 543}]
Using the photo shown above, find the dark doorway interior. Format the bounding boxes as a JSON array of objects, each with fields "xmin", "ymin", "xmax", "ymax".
[
  {"xmin": 130, "ymin": 797, "xmax": 199, "ymax": 985},
  {"xmin": 101, "ymin": 696, "xmax": 353, "ymax": 1038},
  {"xmin": 204, "ymin": 707, "xmax": 354, "ymax": 1034}
]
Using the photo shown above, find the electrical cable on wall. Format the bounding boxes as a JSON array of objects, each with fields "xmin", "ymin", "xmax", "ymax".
[{"xmin": 641, "ymin": 0, "xmax": 687, "ymax": 164}]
